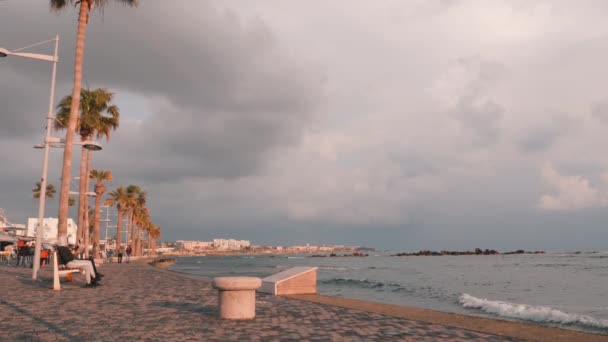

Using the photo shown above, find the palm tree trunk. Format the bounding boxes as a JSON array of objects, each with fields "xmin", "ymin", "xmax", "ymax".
[
  {"xmin": 92, "ymin": 188, "xmax": 102, "ymax": 258},
  {"xmin": 115, "ymin": 208, "xmax": 123, "ymax": 252},
  {"xmin": 83, "ymin": 149, "xmax": 92, "ymax": 258},
  {"xmin": 136, "ymin": 227, "xmax": 141, "ymax": 256},
  {"xmin": 127, "ymin": 210, "xmax": 132, "ymax": 249},
  {"xmin": 57, "ymin": 1, "xmax": 89, "ymax": 246},
  {"xmin": 77, "ymin": 139, "xmax": 87, "ymax": 244}
]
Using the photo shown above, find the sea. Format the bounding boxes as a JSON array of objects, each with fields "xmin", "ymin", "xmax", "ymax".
[{"xmin": 168, "ymin": 251, "xmax": 608, "ymax": 335}]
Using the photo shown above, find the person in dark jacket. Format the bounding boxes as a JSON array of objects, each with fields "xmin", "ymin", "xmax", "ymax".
[
  {"xmin": 125, "ymin": 245, "xmax": 132, "ymax": 263},
  {"xmin": 56, "ymin": 246, "xmax": 103, "ymax": 287}
]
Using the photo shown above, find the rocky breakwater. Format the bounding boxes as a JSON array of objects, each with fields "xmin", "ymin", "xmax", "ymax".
[
  {"xmin": 393, "ymin": 248, "xmax": 545, "ymax": 256},
  {"xmin": 309, "ymin": 252, "xmax": 369, "ymax": 258}
]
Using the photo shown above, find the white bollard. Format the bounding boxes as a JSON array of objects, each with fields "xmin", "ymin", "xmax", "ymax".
[{"xmin": 212, "ymin": 277, "xmax": 262, "ymax": 319}]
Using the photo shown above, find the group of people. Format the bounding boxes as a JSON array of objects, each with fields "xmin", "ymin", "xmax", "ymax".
[
  {"xmin": 2, "ymin": 239, "xmax": 52, "ymax": 267},
  {"xmin": 104, "ymin": 245, "xmax": 132, "ymax": 264}
]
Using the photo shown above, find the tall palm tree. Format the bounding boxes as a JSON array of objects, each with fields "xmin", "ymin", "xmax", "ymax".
[
  {"xmin": 33, "ymin": 182, "xmax": 56, "ymax": 199},
  {"xmin": 133, "ymin": 191, "xmax": 148, "ymax": 256},
  {"xmin": 55, "ymin": 88, "xmax": 120, "ymax": 245},
  {"xmin": 105, "ymin": 186, "xmax": 128, "ymax": 252},
  {"xmin": 50, "ymin": 0, "xmax": 138, "ymax": 245},
  {"xmin": 90, "ymin": 169, "xmax": 112, "ymax": 258},
  {"xmin": 148, "ymin": 224, "xmax": 160, "ymax": 256},
  {"xmin": 125, "ymin": 184, "xmax": 141, "ymax": 250}
]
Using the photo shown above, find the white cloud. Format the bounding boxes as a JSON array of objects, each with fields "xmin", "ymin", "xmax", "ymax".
[{"xmin": 539, "ymin": 164, "xmax": 608, "ymax": 211}]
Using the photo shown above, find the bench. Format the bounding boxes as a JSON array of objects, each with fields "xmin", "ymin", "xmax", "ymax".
[
  {"xmin": 259, "ymin": 266, "xmax": 318, "ymax": 295},
  {"xmin": 52, "ymin": 250, "xmax": 81, "ymax": 290}
]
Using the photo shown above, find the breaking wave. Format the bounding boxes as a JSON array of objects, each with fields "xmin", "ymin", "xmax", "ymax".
[{"xmin": 459, "ymin": 293, "xmax": 608, "ymax": 330}]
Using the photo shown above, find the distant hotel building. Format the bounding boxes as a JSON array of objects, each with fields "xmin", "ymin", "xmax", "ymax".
[
  {"xmin": 175, "ymin": 240, "xmax": 214, "ymax": 250},
  {"xmin": 213, "ymin": 239, "xmax": 250, "ymax": 250},
  {"xmin": 176, "ymin": 239, "xmax": 250, "ymax": 251}
]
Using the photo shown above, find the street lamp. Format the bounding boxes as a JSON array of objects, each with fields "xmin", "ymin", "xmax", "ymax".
[
  {"xmin": 1, "ymin": 35, "xmax": 59, "ymax": 280},
  {"xmin": 34, "ymin": 139, "xmax": 102, "ymax": 151}
]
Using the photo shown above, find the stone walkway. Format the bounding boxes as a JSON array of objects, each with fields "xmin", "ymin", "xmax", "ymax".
[{"xmin": 1, "ymin": 261, "xmax": 525, "ymax": 341}]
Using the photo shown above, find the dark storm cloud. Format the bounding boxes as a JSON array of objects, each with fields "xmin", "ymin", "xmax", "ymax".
[
  {"xmin": 0, "ymin": 64, "xmax": 53, "ymax": 138},
  {"xmin": 0, "ymin": 1, "xmax": 323, "ymax": 182},
  {"xmin": 0, "ymin": 1, "xmax": 322, "ymax": 229},
  {"xmin": 518, "ymin": 114, "xmax": 580, "ymax": 153},
  {"xmin": 449, "ymin": 97, "xmax": 504, "ymax": 146},
  {"xmin": 444, "ymin": 57, "xmax": 506, "ymax": 146}
]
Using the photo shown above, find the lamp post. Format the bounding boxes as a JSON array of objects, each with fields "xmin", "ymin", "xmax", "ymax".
[{"xmin": 0, "ymin": 35, "xmax": 59, "ymax": 280}]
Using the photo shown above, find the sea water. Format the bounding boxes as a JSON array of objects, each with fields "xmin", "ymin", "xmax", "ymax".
[{"xmin": 169, "ymin": 251, "xmax": 608, "ymax": 334}]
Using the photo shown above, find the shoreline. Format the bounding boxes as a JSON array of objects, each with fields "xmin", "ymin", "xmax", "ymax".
[
  {"xmin": 158, "ymin": 263, "xmax": 607, "ymax": 341},
  {"xmin": 286, "ymin": 293, "xmax": 608, "ymax": 342}
]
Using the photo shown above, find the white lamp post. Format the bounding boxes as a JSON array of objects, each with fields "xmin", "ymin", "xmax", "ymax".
[
  {"xmin": 0, "ymin": 35, "xmax": 60, "ymax": 280},
  {"xmin": 0, "ymin": 37, "xmax": 104, "ymax": 279}
]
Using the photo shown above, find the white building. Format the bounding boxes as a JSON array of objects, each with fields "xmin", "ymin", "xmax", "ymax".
[
  {"xmin": 213, "ymin": 239, "xmax": 250, "ymax": 250},
  {"xmin": 26, "ymin": 218, "xmax": 78, "ymax": 245},
  {"xmin": 175, "ymin": 240, "xmax": 214, "ymax": 250}
]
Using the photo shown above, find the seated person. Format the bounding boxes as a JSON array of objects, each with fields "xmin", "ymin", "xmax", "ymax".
[{"xmin": 56, "ymin": 245, "xmax": 103, "ymax": 287}]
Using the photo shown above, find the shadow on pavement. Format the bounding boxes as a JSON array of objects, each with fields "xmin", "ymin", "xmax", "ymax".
[{"xmin": 151, "ymin": 301, "xmax": 218, "ymax": 317}]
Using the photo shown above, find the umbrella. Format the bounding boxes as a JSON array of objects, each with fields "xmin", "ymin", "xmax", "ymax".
[{"xmin": 0, "ymin": 233, "xmax": 16, "ymax": 242}]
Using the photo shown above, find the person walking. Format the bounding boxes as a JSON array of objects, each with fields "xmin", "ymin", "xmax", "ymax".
[{"xmin": 126, "ymin": 245, "xmax": 132, "ymax": 263}]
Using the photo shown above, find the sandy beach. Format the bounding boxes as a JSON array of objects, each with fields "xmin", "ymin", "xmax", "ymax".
[{"xmin": 0, "ymin": 261, "xmax": 606, "ymax": 341}]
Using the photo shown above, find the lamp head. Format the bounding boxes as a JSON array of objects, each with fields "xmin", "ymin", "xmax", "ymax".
[
  {"xmin": 82, "ymin": 141, "xmax": 102, "ymax": 151},
  {"xmin": 0, "ymin": 48, "xmax": 8, "ymax": 57}
]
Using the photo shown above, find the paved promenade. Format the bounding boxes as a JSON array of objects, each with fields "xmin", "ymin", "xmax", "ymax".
[{"xmin": 0, "ymin": 261, "xmax": 603, "ymax": 341}]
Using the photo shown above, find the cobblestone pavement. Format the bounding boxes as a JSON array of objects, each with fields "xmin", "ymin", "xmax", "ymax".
[{"xmin": 0, "ymin": 262, "xmax": 522, "ymax": 341}]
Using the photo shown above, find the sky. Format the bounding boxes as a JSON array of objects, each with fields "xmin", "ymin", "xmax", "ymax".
[{"xmin": 2, "ymin": 0, "xmax": 608, "ymax": 251}]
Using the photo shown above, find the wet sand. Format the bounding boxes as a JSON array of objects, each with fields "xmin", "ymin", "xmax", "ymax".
[{"xmin": 0, "ymin": 261, "xmax": 605, "ymax": 341}]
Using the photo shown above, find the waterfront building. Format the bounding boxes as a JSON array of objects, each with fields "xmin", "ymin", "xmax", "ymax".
[
  {"xmin": 175, "ymin": 240, "xmax": 214, "ymax": 250},
  {"xmin": 212, "ymin": 238, "xmax": 250, "ymax": 250},
  {"xmin": 26, "ymin": 217, "xmax": 78, "ymax": 245}
]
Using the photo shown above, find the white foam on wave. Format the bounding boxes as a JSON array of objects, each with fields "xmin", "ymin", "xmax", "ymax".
[{"xmin": 459, "ymin": 293, "xmax": 608, "ymax": 329}]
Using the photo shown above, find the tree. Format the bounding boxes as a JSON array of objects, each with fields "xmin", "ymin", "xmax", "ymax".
[
  {"xmin": 50, "ymin": 0, "xmax": 138, "ymax": 246},
  {"xmin": 146, "ymin": 224, "xmax": 160, "ymax": 256},
  {"xmin": 133, "ymin": 191, "xmax": 148, "ymax": 256},
  {"xmin": 90, "ymin": 169, "xmax": 112, "ymax": 258},
  {"xmin": 33, "ymin": 182, "xmax": 56, "ymax": 199},
  {"xmin": 55, "ymin": 88, "xmax": 119, "ymax": 245},
  {"xmin": 125, "ymin": 184, "xmax": 141, "ymax": 251},
  {"xmin": 105, "ymin": 186, "xmax": 128, "ymax": 252}
]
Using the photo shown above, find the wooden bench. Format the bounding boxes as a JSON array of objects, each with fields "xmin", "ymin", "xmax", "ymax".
[{"xmin": 52, "ymin": 250, "xmax": 81, "ymax": 290}]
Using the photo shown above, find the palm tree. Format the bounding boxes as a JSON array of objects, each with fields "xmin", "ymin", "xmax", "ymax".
[
  {"xmin": 105, "ymin": 186, "xmax": 128, "ymax": 252},
  {"xmin": 50, "ymin": 0, "xmax": 138, "ymax": 245},
  {"xmin": 33, "ymin": 182, "xmax": 56, "ymax": 199},
  {"xmin": 55, "ymin": 88, "xmax": 120, "ymax": 245},
  {"xmin": 90, "ymin": 169, "xmax": 112, "ymax": 258},
  {"xmin": 125, "ymin": 185, "xmax": 141, "ymax": 250},
  {"xmin": 143, "ymin": 222, "xmax": 158, "ymax": 256},
  {"xmin": 147, "ymin": 224, "xmax": 160, "ymax": 256},
  {"xmin": 133, "ymin": 191, "xmax": 148, "ymax": 256}
]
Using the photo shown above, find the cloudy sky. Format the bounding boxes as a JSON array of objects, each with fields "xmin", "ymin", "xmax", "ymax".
[{"xmin": 2, "ymin": 0, "xmax": 608, "ymax": 251}]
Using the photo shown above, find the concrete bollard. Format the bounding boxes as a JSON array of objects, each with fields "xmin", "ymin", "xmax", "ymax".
[{"xmin": 212, "ymin": 277, "xmax": 262, "ymax": 319}]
